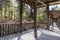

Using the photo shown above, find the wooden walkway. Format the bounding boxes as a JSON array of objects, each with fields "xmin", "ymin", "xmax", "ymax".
[{"xmin": 0, "ymin": 28, "xmax": 60, "ymax": 40}]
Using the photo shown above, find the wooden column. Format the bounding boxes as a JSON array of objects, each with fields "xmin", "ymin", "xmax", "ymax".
[
  {"xmin": 19, "ymin": 0, "xmax": 23, "ymax": 33},
  {"xmin": 46, "ymin": 3, "xmax": 50, "ymax": 29},
  {"xmin": 0, "ymin": 25, "xmax": 1, "ymax": 37},
  {"xmin": 34, "ymin": 0, "xmax": 37, "ymax": 38}
]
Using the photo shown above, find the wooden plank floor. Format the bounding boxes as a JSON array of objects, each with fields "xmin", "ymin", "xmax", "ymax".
[{"xmin": 0, "ymin": 28, "xmax": 60, "ymax": 40}]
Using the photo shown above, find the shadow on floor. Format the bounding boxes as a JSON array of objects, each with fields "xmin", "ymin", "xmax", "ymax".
[
  {"xmin": 0, "ymin": 29, "xmax": 60, "ymax": 40},
  {"xmin": 37, "ymin": 30, "xmax": 60, "ymax": 40},
  {"xmin": 0, "ymin": 29, "xmax": 34, "ymax": 40}
]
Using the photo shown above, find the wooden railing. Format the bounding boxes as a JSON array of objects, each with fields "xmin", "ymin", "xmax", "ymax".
[
  {"xmin": 0, "ymin": 23, "xmax": 20, "ymax": 36},
  {"xmin": 0, "ymin": 22, "xmax": 47, "ymax": 37}
]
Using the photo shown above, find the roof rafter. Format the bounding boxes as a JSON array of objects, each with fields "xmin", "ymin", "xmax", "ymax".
[
  {"xmin": 20, "ymin": 0, "xmax": 60, "ymax": 8},
  {"xmin": 37, "ymin": 0, "xmax": 46, "ymax": 6}
]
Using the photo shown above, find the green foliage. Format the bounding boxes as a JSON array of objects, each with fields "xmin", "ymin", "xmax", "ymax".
[
  {"xmin": 0, "ymin": 0, "xmax": 48, "ymax": 23},
  {"xmin": 0, "ymin": 0, "xmax": 19, "ymax": 22},
  {"xmin": 37, "ymin": 12, "xmax": 47, "ymax": 22}
]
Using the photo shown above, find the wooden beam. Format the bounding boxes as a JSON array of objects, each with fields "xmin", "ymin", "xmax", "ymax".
[
  {"xmin": 37, "ymin": 0, "xmax": 46, "ymax": 6},
  {"xmin": 20, "ymin": 0, "xmax": 23, "ymax": 33},
  {"xmin": 34, "ymin": 0, "xmax": 37, "ymax": 38},
  {"xmin": 37, "ymin": 5, "xmax": 45, "ymax": 8},
  {"xmin": 45, "ymin": 0, "xmax": 59, "ymax": 4}
]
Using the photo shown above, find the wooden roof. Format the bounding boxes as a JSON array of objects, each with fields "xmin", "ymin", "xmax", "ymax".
[
  {"xmin": 22, "ymin": 0, "xmax": 60, "ymax": 8},
  {"xmin": 50, "ymin": 11, "xmax": 60, "ymax": 18}
]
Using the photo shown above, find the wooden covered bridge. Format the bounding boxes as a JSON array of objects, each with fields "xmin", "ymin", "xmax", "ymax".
[{"xmin": 0, "ymin": 0, "xmax": 60, "ymax": 40}]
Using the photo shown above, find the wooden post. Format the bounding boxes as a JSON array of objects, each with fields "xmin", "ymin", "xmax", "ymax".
[
  {"xmin": 19, "ymin": 0, "xmax": 23, "ymax": 33},
  {"xmin": 34, "ymin": 0, "xmax": 37, "ymax": 38},
  {"xmin": 0, "ymin": 24, "xmax": 1, "ymax": 37},
  {"xmin": 46, "ymin": 3, "xmax": 50, "ymax": 29}
]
